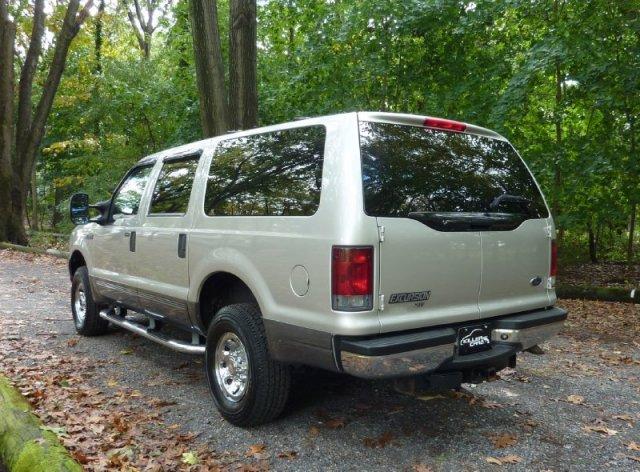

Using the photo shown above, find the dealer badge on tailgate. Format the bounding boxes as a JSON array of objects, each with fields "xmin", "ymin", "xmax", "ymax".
[{"xmin": 457, "ymin": 324, "xmax": 492, "ymax": 356}]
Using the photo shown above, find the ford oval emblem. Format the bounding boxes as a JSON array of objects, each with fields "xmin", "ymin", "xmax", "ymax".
[{"xmin": 530, "ymin": 276, "xmax": 542, "ymax": 286}]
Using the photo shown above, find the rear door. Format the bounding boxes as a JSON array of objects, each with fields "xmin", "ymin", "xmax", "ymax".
[
  {"xmin": 359, "ymin": 117, "xmax": 552, "ymax": 333},
  {"xmin": 136, "ymin": 154, "xmax": 200, "ymax": 327},
  {"xmin": 475, "ymin": 145, "xmax": 552, "ymax": 318}
]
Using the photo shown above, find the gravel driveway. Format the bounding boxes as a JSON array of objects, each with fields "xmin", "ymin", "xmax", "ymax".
[{"xmin": 0, "ymin": 250, "xmax": 638, "ymax": 471}]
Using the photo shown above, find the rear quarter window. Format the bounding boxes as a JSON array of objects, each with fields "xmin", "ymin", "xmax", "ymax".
[
  {"xmin": 204, "ymin": 125, "xmax": 326, "ymax": 216},
  {"xmin": 149, "ymin": 157, "xmax": 199, "ymax": 215},
  {"xmin": 359, "ymin": 121, "xmax": 548, "ymax": 219}
]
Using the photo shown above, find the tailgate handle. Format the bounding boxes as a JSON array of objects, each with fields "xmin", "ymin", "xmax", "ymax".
[{"xmin": 178, "ymin": 233, "xmax": 187, "ymax": 259}]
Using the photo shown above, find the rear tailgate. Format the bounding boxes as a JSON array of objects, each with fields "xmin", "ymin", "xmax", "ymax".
[{"xmin": 358, "ymin": 113, "xmax": 553, "ymax": 333}]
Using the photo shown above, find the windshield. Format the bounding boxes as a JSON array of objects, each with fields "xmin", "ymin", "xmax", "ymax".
[{"xmin": 359, "ymin": 121, "xmax": 548, "ymax": 220}]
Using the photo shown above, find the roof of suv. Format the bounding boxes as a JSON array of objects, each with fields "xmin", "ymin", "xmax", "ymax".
[{"xmin": 138, "ymin": 112, "xmax": 506, "ymax": 164}]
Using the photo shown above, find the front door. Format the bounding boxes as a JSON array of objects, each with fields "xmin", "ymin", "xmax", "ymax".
[{"xmin": 90, "ymin": 164, "xmax": 154, "ymax": 307}]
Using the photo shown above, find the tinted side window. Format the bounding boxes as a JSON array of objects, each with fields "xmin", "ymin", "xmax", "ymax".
[
  {"xmin": 360, "ymin": 122, "xmax": 548, "ymax": 218},
  {"xmin": 149, "ymin": 157, "xmax": 199, "ymax": 215},
  {"xmin": 204, "ymin": 126, "xmax": 325, "ymax": 216},
  {"xmin": 112, "ymin": 166, "xmax": 153, "ymax": 217}
]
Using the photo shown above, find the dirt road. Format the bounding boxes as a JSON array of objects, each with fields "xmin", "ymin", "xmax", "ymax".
[{"xmin": 0, "ymin": 250, "xmax": 638, "ymax": 471}]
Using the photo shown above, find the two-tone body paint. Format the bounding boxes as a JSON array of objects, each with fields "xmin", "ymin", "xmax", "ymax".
[{"xmin": 69, "ymin": 111, "xmax": 557, "ymax": 341}]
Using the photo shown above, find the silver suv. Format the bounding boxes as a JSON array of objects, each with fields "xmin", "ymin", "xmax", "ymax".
[{"xmin": 68, "ymin": 112, "xmax": 566, "ymax": 425}]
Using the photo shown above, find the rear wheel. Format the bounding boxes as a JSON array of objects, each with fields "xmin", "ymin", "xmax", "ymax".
[
  {"xmin": 71, "ymin": 266, "xmax": 109, "ymax": 336},
  {"xmin": 205, "ymin": 303, "xmax": 291, "ymax": 426}
]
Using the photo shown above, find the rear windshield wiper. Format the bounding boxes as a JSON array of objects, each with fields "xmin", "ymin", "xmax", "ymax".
[
  {"xmin": 408, "ymin": 211, "xmax": 525, "ymax": 232},
  {"xmin": 489, "ymin": 193, "xmax": 531, "ymax": 211}
]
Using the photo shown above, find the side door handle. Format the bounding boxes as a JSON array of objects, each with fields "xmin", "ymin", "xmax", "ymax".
[
  {"xmin": 129, "ymin": 231, "xmax": 136, "ymax": 252},
  {"xmin": 178, "ymin": 233, "xmax": 187, "ymax": 259}
]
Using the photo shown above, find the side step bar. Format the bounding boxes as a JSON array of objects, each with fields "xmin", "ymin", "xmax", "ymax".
[{"xmin": 99, "ymin": 309, "xmax": 206, "ymax": 355}]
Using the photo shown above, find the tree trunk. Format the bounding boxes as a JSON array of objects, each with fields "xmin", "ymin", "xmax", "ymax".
[
  {"xmin": 588, "ymin": 222, "xmax": 598, "ymax": 263},
  {"xmin": 629, "ymin": 203, "xmax": 637, "ymax": 262},
  {"xmin": 0, "ymin": 2, "xmax": 18, "ymax": 242},
  {"xmin": 0, "ymin": 0, "xmax": 93, "ymax": 244},
  {"xmin": 31, "ymin": 164, "xmax": 39, "ymax": 231},
  {"xmin": 95, "ymin": 0, "xmax": 104, "ymax": 74},
  {"xmin": 229, "ymin": 0, "xmax": 257, "ymax": 130},
  {"xmin": 189, "ymin": 0, "xmax": 230, "ymax": 137},
  {"xmin": 52, "ymin": 185, "xmax": 63, "ymax": 230},
  {"xmin": 553, "ymin": 59, "xmax": 563, "ymax": 234},
  {"xmin": 551, "ymin": 0, "xmax": 564, "ymax": 242},
  {"xmin": 628, "ymin": 112, "xmax": 637, "ymax": 262}
]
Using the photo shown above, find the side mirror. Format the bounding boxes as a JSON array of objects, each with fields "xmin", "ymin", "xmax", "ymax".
[
  {"xmin": 90, "ymin": 200, "xmax": 112, "ymax": 224},
  {"xmin": 69, "ymin": 193, "xmax": 90, "ymax": 225}
]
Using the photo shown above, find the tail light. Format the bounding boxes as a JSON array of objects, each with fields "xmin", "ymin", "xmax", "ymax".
[
  {"xmin": 332, "ymin": 246, "xmax": 373, "ymax": 311},
  {"xmin": 550, "ymin": 240, "xmax": 558, "ymax": 278},
  {"xmin": 423, "ymin": 117, "xmax": 466, "ymax": 133}
]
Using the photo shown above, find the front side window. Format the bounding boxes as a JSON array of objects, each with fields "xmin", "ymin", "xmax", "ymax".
[
  {"xmin": 149, "ymin": 157, "xmax": 200, "ymax": 215},
  {"xmin": 204, "ymin": 126, "xmax": 326, "ymax": 216},
  {"xmin": 360, "ymin": 121, "xmax": 548, "ymax": 223},
  {"xmin": 112, "ymin": 165, "xmax": 153, "ymax": 218}
]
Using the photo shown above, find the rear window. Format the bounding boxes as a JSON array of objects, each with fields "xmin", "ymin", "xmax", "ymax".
[
  {"xmin": 204, "ymin": 126, "xmax": 325, "ymax": 216},
  {"xmin": 359, "ymin": 121, "xmax": 548, "ymax": 220}
]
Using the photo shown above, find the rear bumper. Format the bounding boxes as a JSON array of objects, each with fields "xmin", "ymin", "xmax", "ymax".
[{"xmin": 337, "ymin": 306, "xmax": 566, "ymax": 379}]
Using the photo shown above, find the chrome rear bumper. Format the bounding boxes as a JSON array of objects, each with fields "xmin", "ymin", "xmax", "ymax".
[{"xmin": 338, "ymin": 307, "xmax": 566, "ymax": 379}]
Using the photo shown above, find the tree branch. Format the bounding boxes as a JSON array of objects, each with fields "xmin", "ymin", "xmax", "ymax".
[
  {"xmin": 19, "ymin": 0, "xmax": 92, "ymax": 182},
  {"xmin": 76, "ymin": 0, "xmax": 95, "ymax": 26},
  {"xmin": 126, "ymin": 8, "xmax": 146, "ymax": 51}
]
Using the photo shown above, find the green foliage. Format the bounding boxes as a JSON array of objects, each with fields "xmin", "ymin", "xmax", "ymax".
[{"xmin": 26, "ymin": 0, "xmax": 639, "ymax": 261}]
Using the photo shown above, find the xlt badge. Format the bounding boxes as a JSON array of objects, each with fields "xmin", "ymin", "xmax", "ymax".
[{"xmin": 388, "ymin": 290, "xmax": 431, "ymax": 304}]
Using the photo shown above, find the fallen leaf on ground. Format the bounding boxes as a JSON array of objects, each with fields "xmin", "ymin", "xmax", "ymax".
[
  {"xmin": 626, "ymin": 441, "xmax": 640, "ymax": 451},
  {"xmin": 480, "ymin": 399, "xmax": 504, "ymax": 409},
  {"xmin": 363, "ymin": 431, "xmax": 394, "ymax": 448},
  {"xmin": 182, "ymin": 451, "xmax": 199, "ymax": 465},
  {"xmin": 277, "ymin": 450, "xmax": 297, "ymax": 460},
  {"xmin": 323, "ymin": 417, "xmax": 346, "ymax": 429},
  {"xmin": 614, "ymin": 414, "xmax": 635, "ymax": 423},
  {"xmin": 486, "ymin": 455, "xmax": 523, "ymax": 465},
  {"xmin": 489, "ymin": 433, "xmax": 518, "ymax": 449},
  {"xmin": 582, "ymin": 425, "xmax": 618, "ymax": 436},
  {"xmin": 412, "ymin": 464, "xmax": 434, "ymax": 472},
  {"xmin": 106, "ymin": 378, "xmax": 118, "ymax": 388},
  {"xmin": 67, "ymin": 338, "xmax": 78, "ymax": 347},
  {"xmin": 566, "ymin": 394, "xmax": 585, "ymax": 405},
  {"xmin": 246, "ymin": 444, "xmax": 267, "ymax": 457},
  {"xmin": 416, "ymin": 393, "xmax": 444, "ymax": 402}
]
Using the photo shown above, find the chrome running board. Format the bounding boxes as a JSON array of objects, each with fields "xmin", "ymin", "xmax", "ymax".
[{"xmin": 99, "ymin": 309, "xmax": 205, "ymax": 355}]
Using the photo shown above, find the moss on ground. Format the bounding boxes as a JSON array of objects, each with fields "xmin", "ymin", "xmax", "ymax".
[{"xmin": 0, "ymin": 376, "xmax": 81, "ymax": 472}]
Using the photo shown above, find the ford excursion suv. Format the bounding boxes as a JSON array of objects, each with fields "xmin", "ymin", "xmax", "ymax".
[{"xmin": 68, "ymin": 112, "xmax": 566, "ymax": 426}]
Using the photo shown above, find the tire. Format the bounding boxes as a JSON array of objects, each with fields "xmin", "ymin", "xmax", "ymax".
[
  {"xmin": 205, "ymin": 303, "xmax": 291, "ymax": 426},
  {"xmin": 71, "ymin": 266, "xmax": 109, "ymax": 336}
]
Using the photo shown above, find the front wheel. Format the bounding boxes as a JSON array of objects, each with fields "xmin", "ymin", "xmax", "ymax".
[
  {"xmin": 71, "ymin": 266, "xmax": 109, "ymax": 336},
  {"xmin": 205, "ymin": 303, "xmax": 291, "ymax": 426}
]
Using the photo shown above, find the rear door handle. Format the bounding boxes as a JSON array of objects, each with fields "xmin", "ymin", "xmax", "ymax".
[
  {"xmin": 178, "ymin": 233, "xmax": 187, "ymax": 258},
  {"xmin": 129, "ymin": 231, "xmax": 136, "ymax": 252}
]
